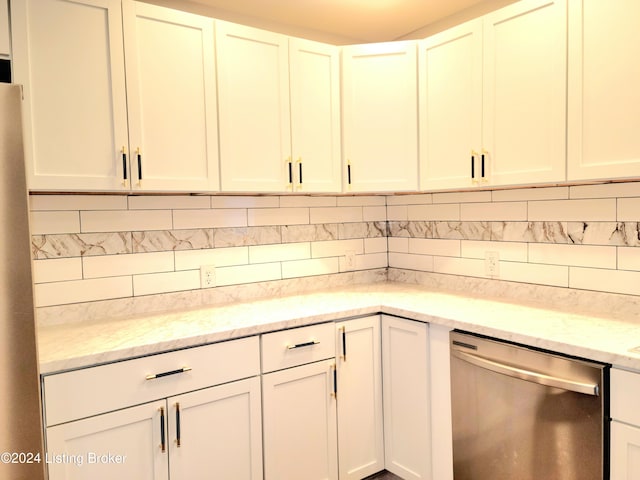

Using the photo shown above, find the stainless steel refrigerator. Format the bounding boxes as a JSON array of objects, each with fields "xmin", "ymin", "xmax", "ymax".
[{"xmin": 0, "ymin": 83, "xmax": 45, "ymax": 479}]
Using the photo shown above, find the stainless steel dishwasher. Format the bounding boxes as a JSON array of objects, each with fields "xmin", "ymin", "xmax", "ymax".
[{"xmin": 450, "ymin": 331, "xmax": 609, "ymax": 480}]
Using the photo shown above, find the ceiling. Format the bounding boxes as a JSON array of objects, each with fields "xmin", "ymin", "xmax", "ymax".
[{"xmin": 151, "ymin": 0, "xmax": 517, "ymax": 44}]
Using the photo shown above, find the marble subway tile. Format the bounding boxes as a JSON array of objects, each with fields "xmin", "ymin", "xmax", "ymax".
[
  {"xmin": 433, "ymin": 221, "xmax": 491, "ymax": 240},
  {"xmin": 281, "ymin": 224, "xmax": 338, "ymax": 243},
  {"xmin": 364, "ymin": 237, "xmax": 388, "ymax": 254},
  {"xmin": 339, "ymin": 252, "xmax": 387, "ymax": 271},
  {"xmin": 281, "ymin": 257, "xmax": 340, "ymax": 279},
  {"xmin": 567, "ymin": 222, "xmax": 640, "ymax": 246},
  {"xmin": 338, "ymin": 222, "xmax": 386, "ymax": 239},
  {"xmin": 132, "ymin": 229, "xmax": 214, "ymax": 252},
  {"xmin": 32, "ymin": 258, "xmax": 83, "ymax": 284},
  {"xmin": 618, "ymin": 198, "xmax": 640, "ymax": 221},
  {"xmin": 30, "ymin": 194, "xmax": 127, "ymax": 211},
  {"xmin": 213, "ymin": 226, "xmax": 282, "ymax": 247},
  {"xmin": 31, "ymin": 233, "xmax": 131, "ymax": 259},
  {"xmin": 388, "ymin": 252, "xmax": 434, "ymax": 272},
  {"xmin": 310, "ymin": 206, "xmax": 362, "ymax": 223},
  {"xmin": 174, "ymin": 247, "xmax": 248, "ymax": 270},
  {"xmin": 31, "ymin": 211, "xmax": 80, "ymax": 234},
  {"xmin": 528, "ymin": 199, "xmax": 617, "ymax": 221},
  {"xmin": 311, "ymin": 239, "xmax": 364, "ymax": 258},
  {"xmin": 248, "ymin": 207, "xmax": 309, "ymax": 226},
  {"xmin": 570, "ymin": 267, "xmax": 640, "ymax": 296},
  {"xmin": 128, "ymin": 195, "xmax": 210, "ymax": 210},
  {"xmin": 216, "ymin": 263, "xmax": 282, "ymax": 286},
  {"xmin": 618, "ymin": 247, "xmax": 640, "ymax": 272},
  {"xmin": 34, "ymin": 276, "xmax": 132, "ymax": 307},
  {"xmin": 528, "ymin": 243, "xmax": 617, "ymax": 269},
  {"xmin": 249, "ymin": 242, "xmax": 310, "ymax": 264},
  {"xmin": 133, "ymin": 270, "xmax": 201, "ymax": 296},
  {"xmin": 81, "ymin": 210, "xmax": 172, "ymax": 232},
  {"xmin": 460, "ymin": 240, "xmax": 528, "ymax": 262},
  {"xmin": 408, "ymin": 238, "xmax": 461, "ymax": 257},
  {"xmin": 83, "ymin": 252, "xmax": 175, "ymax": 279},
  {"xmin": 173, "ymin": 208, "xmax": 247, "ymax": 229},
  {"xmin": 491, "ymin": 221, "xmax": 568, "ymax": 243},
  {"xmin": 500, "ymin": 262, "xmax": 569, "ymax": 288},
  {"xmin": 460, "ymin": 202, "xmax": 527, "ymax": 221},
  {"xmin": 408, "ymin": 203, "xmax": 459, "ymax": 221}
]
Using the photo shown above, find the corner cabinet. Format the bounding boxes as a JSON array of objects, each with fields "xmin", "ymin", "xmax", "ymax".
[
  {"xmin": 567, "ymin": 0, "xmax": 640, "ymax": 181},
  {"xmin": 381, "ymin": 315, "xmax": 432, "ymax": 480},
  {"xmin": 216, "ymin": 22, "xmax": 341, "ymax": 193},
  {"xmin": 11, "ymin": 0, "xmax": 220, "ymax": 192},
  {"xmin": 336, "ymin": 316, "xmax": 385, "ymax": 479},
  {"xmin": 419, "ymin": 0, "xmax": 567, "ymax": 190},
  {"xmin": 341, "ymin": 41, "xmax": 419, "ymax": 192}
]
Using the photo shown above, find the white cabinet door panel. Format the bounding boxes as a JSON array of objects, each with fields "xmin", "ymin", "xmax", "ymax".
[
  {"xmin": 12, "ymin": 0, "xmax": 129, "ymax": 191},
  {"xmin": 123, "ymin": 2, "xmax": 219, "ymax": 192}
]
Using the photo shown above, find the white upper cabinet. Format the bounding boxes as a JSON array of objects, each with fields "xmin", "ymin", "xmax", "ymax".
[
  {"xmin": 12, "ymin": 0, "xmax": 129, "ymax": 191},
  {"xmin": 122, "ymin": 2, "xmax": 219, "ymax": 192},
  {"xmin": 483, "ymin": 0, "xmax": 567, "ymax": 187},
  {"xmin": 217, "ymin": 22, "xmax": 341, "ymax": 193},
  {"xmin": 0, "ymin": 0, "xmax": 10, "ymax": 58},
  {"xmin": 289, "ymin": 38, "xmax": 342, "ymax": 193},
  {"xmin": 567, "ymin": 0, "xmax": 640, "ymax": 181},
  {"xmin": 12, "ymin": 0, "xmax": 219, "ymax": 192},
  {"xmin": 216, "ymin": 21, "xmax": 291, "ymax": 192},
  {"xmin": 419, "ymin": 19, "xmax": 483, "ymax": 191},
  {"xmin": 342, "ymin": 41, "xmax": 419, "ymax": 192},
  {"xmin": 419, "ymin": 0, "xmax": 567, "ymax": 190}
]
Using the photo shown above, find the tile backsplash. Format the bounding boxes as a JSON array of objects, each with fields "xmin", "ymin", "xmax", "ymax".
[{"xmin": 30, "ymin": 181, "xmax": 640, "ymax": 323}]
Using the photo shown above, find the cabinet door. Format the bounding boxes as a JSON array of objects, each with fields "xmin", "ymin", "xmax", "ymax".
[
  {"xmin": 216, "ymin": 21, "xmax": 291, "ymax": 192},
  {"xmin": 567, "ymin": 0, "xmax": 640, "ymax": 181},
  {"xmin": 168, "ymin": 377, "xmax": 263, "ymax": 480},
  {"xmin": 11, "ymin": 0, "xmax": 129, "ymax": 191},
  {"xmin": 482, "ymin": 0, "xmax": 567, "ymax": 186},
  {"xmin": 289, "ymin": 38, "xmax": 341, "ymax": 193},
  {"xmin": 381, "ymin": 316, "xmax": 431, "ymax": 480},
  {"xmin": 262, "ymin": 359, "xmax": 338, "ymax": 480},
  {"xmin": 0, "ymin": 0, "xmax": 9, "ymax": 57},
  {"xmin": 342, "ymin": 41, "xmax": 418, "ymax": 192},
  {"xmin": 46, "ymin": 401, "xmax": 168, "ymax": 480},
  {"xmin": 419, "ymin": 19, "xmax": 483, "ymax": 191},
  {"xmin": 336, "ymin": 316, "xmax": 384, "ymax": 479},
  {"xmin": 122, "ymin": 1, "xmax": 219, "ymax": 192},
  {"xmin": 610, "ymin": 421, "xmax": 640, "ymax": 479}
]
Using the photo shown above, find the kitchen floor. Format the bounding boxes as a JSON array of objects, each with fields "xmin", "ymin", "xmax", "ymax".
[{"xmin": 365, "ymin": 471, "xmax": 402, "ymax": 480}]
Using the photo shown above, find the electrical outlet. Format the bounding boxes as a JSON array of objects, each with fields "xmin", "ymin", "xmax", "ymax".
[
  {"xmin": 200, "ymin": 265, "xmax": 216, "ymax": 288},
  {"xmin": 345, "ymin": 250, "xmax": 356, "ymax": 271},
  {"xmin": 485, "ymin": 251, "xmax": 499, "ymax": 277}
]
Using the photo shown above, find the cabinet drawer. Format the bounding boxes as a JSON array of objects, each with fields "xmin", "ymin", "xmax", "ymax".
[
  {"xmin": 44, "ymin": 336, "xmax": 259, "ymax": 427},
  {"xmin": 262, "ymin": 323, "xmax": 335, "ymax": 373},
  {"xmin": 611, "ymin": 368, "xmax": 640, "ymax": 425}
]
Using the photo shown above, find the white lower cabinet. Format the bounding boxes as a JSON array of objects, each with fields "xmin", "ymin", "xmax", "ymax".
[
  {"xmin": 42, "ymin": 337, "xmax": 262, "ymax": 480},
  {"xmin": 610, "ymin": 368, "xmax": 640, "ymax": 479},
  {"xmin": 336, "ymin": 316, "xmax": 385, "ymax": 479},
  {"xmin": 381, "ymin": 315, "xmax": 431, "ymax": 480},
  {"xmin": 262, "ymin": 360, "xmax": 339, "ymax": 480}
]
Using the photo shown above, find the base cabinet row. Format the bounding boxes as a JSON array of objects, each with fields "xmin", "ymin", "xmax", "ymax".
[{"xmin": 42, "ymin": 315, "xmax": 432, "ymax": 480}]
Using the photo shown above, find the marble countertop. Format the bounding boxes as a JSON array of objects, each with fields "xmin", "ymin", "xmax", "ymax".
[{"xmin": 37, "ymin": 281, "xmax": 640, "ymax": 374}]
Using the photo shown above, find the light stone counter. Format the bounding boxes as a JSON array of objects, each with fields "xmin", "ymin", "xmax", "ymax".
[{"xmin": 38, "ymin": 281, "xmax": 640, "ymax": 374}]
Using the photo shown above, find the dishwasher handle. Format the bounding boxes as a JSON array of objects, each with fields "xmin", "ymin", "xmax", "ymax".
[{"xmin": 452, "ymin": 349, "xmax": 599, "ymax": 396}]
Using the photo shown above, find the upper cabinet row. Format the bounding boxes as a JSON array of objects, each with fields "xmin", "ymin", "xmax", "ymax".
[{"xmin": 11, "ymin": 0, "xmax": 640, "ymax": 193}]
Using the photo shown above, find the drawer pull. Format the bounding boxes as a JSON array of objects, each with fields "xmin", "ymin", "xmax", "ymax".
[
  {"xmin": 175, "ymin": 402, "xmax": 181, "ymax": 447},
  {"xmin": 286, "ymin": 340, "xmax": 320, "ymax": 350},
  {"xmin": 146, "ymin": 366, "xmax": 192, "ymax": 381},
  {"xmin": 159, "ymin": 406, "xmax": 166, "ymax": 453}
]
